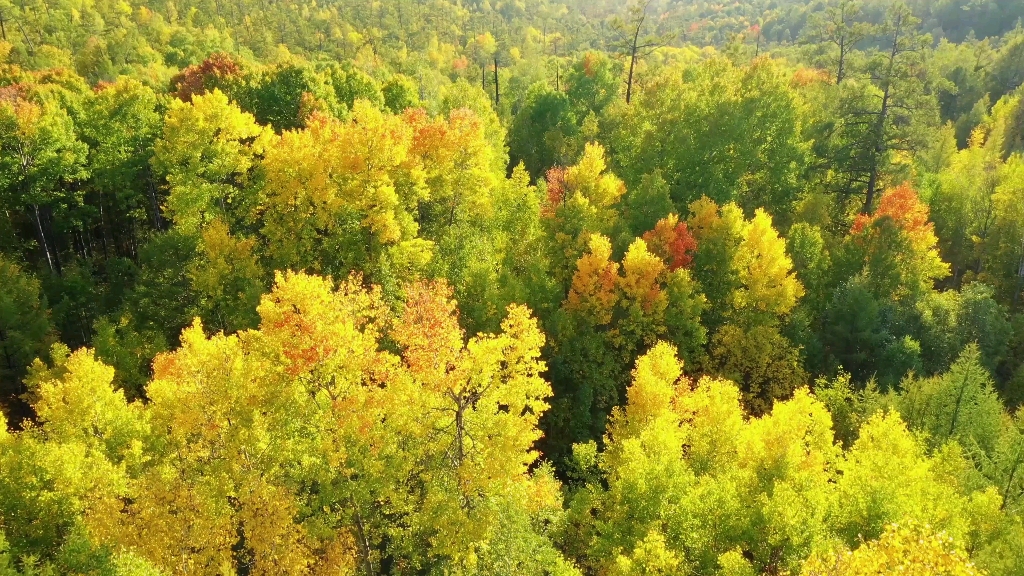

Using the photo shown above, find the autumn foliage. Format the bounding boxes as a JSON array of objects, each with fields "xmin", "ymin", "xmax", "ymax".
[
  {"xmin": 852, "ymin": 182, "xmax": 936, "ymax": 247},
  {"xmin": 642, "ymin": 213, "xmax": 698, "ymax": 270},
  {"xmin": 170, "ymin": 52, "xmax": 242, "ymax": 103}
]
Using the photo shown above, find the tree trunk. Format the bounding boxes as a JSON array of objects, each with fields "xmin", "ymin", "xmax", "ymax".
[
  {"xmin": 493, "ymin": 57, "xmax": 499, "ymax": 105},
  {"xmin": 30, "ymin": 204, "xmax": 55, "ymax": 274},
  {"xmin": 949, "ymin": 368, "xmax": 971, "ymax": 438},
  {"xmin": 626, "ymin": 48, "xmax": 637, "ymax": 104},
  {"xmin": 864, "ymin": 159, "xmax": 880, "ymax": 214},
  {"xmin": 836, "ymin": 36, "xmax": 846, "ymax": 84},
  {"xmin": 147, "ymin": 170, "xmax": 164, "ymax": 231},
  {"xmin": 41, "ymin": 206, "xmax": 62, "ymax": 274},
  {"xmin": 1001, "ymin": 445, "xmax": 1023, "ymax": 511},
  {"xmin": 98, "ymin": 196, "xmax": 111, "ymax": 260},
  {"xmin": 862, "ymin": 12, "xmax": 902, "ymax": 214},
  {"xmin": 15, "ymin": 15, "xmax": 33, "ymax": 55},
  {"xmin": 0, "ymin": 328, "xmax": 16, "ymax": 375},
  {"xmin": 454, "ymin": 401, "xmax": 465, "ymax": 468},
  {"xmin": 350, "ymin": 502, "xmax": 376, "ymax": 576}
]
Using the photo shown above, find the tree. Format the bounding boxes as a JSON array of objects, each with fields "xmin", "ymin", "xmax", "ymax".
[
  {"xmin": 804, "ymin": 0, "xmax": 871, "ymax": 85},
  {"xmin": 978, "ymin": 156, "xmax": 1024, "ymax": 307},
  {"xmin": 833, "ymin": 411, "xmax": 987, "ymax": 546},
  {"xmin": 187, "ymin": 219, "xmax": 265, "ymax": 334},
  {"xmin": 80, "ymin": 78, "xmax": 165, "ymax": 246},
  {"xmin": 469, "ymin": 32, "xmax": 498, "ymax": 95},
  {"xmin": 900, "ymin": 345, "xmax": 1005, "ymax": 457},
  {"xmin": 258, "ymin": 100, "xmax": 432, "ymax": 291},
  {"xmin": 0, "ymin": 256, "xmax": 52, "ymax": 406},
  {"xmin": 787, "ymin": 223, "xmax": 834, "ymax": 314},
  {"xmin": 928, "ymin": 137, "xmax": 999, "ymax": 284},
  {"xmin": 382, "ymin": 74, "xmax": 419, "ymax": 113},
  {"xmin": 508, "ymin": 84, "xmax": 581, "ymax": 180},
  {"xmin": 1, "ymin": 271, "xmax": 572, "ymax": 574},
  {"xmin": 850, "ymin": 183, "xmax": 949, "ymax": 300},
  {"xmin": 991, "ymin": 409, "xmax": 1024, "ymax": 514},
  {"xmin": 564, "ymin": 344, "xmax": 841, "ymax": 575},
  {"xmin": 730, "ymin": 209, "xmax": 804, "ymax": 323},
  {"xmin": 803, "ymin": 522, "xmax": 983, "ymax": 576},
  {"xmin": 683, "ymin": 200, "xmax": 742, "ymax": 321},
  {"xmin": 859, "ymin": 3, "xmax": 932, "ymax": 213},
  {"xmin": 641, "ymin": 214, "xmax": 697, "ymax": 272},
  {"xmin": 564, "ymin": 51, "xmax": 621, "ymax": 116},
  {"xmin": 0, "ymin": 95, "xmax": 88, "ymax": 274},
  {"xmin": 917, "ymin": 283, "xmax": 1012, "ymax": 375},
  {"xmin": 609, "ymin": 0, "xmax": 672, "ymax": 104},
  {"xmin": 236, "ymin": 61, "xmax": 343, "ymax": 131},
  {"xmin": 542, "ymin": 143, "xmax": 626, "ymax": 289},
  {"xmin": 169, "ymin": 52, "xmax": 242, "ymax": 103},
  {"xmin": 544, "ymin": 234, "xmax": 705, "ymax": 467},
  {"xmin": 152, "ymin": 89, "xmax": 270, "ymax": 232},
  {"xmin": 711, "ymin": 323, "xmax": 808, "ymax": 415},
  {"xmin": 612, "ymin": 58, "xmax": 807, "ymax": 217},
  {"xmin": 621, "ymin": 170, "xmax": 674, "ymax": 239}
]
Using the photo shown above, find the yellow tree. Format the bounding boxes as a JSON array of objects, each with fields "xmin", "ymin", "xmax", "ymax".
[
  {"xmin": 14, "ymin": 271, "xmax": 570, "ymax": 575},
  {"xmin": 544, "ymin": 143, "xmax": 627, "ymax": 288},
  {"xmin": 259, "ymin": 101, "xmax": 432, "ymax": 289},
  {"xmin": 690, "ymin": 201, "xmax": 806, "ymax": 413},
  {"xmin": 545, "ymin": 234, "xmax": 705, "ymax": 466},
  {"xmin": 565, "ymin": 343, "xmax": 838, "ymax": 575},
  {"xmin": 389, "ymin": 280, "xmax": 563, "ymax": 571},
  {"xmin": 803, "ymin": 522, "xmax": 983, "ymax": 576},
  {"xmin": 730, "ymin": 208, "xmax": 804, "ymax": 322},
  {"xmin": 152, "ymin": 89, "xmax": 271, "ymax": 232}
]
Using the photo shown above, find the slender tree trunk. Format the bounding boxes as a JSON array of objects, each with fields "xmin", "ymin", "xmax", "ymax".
[
  {"xmin": 863, "ymin": 81, "xmax": 892, "ymax": 214},
  {"xmin": 626, "ymin": 47, "xmax": 637, "ymax": 104},
  {"xmin": 147, "ymin": 170, "xmax": 164, "ymax": 231},
  {"xmin": 864, "ymin": 160, "xmax": 880, "ymax": 214},
  {"xmin": 1001, "ymin": 445, "xmax": 1023, "ymax": 511},
  {"xmin": 15, "ymin": 14, "xmax": 33, "ymax": 55},
  {"xmin": 1014, "ymin": 235, "xmax": 1024, "ymax": 307},
  {"xmin": 0, "ymin": 11, "xmax": 7, "ymax": 41},
  {"xmin": 454, "ymin": 400, "xmax": 466, "ymax": 468},
  {"xmin": 0, "ymin": 328, "xmax": 16, "ymax": 375},
  {"xmin": 42, "ymin": 206, "xmax": 62, "ymax": 274},
  {"xmin": 949, "ymin": 368, "xmax": 971, "ymax": 438},
  {"xmin": 130, "ymin": 216, "xmax": 139, "ymax": 262},
  {"xmin": 30, "ymin": 204, "xmax": 55, "ymax": 274},
  {"xmin": 350, "ymin": 504, "xmax": 376, "ymax": 576},
  {"xmin": 493, "ymin": 57, "xmax": 499, "ymax": 105},
  {"xmin": 836, "ymin": 36, "xmax": 846, "ymax": 84},
  {"xmin": 624, "ymin": 8, "xmax": 647, "ymax": 105},
  {"xmin": 98, "ymin": 197, "xmax": 110, "ymax": 259},
  {"xmin": 862, "ymin": 13, "xmax": 901, "ymax": 214}
]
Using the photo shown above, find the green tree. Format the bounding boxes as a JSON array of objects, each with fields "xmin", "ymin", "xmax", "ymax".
[
  {"xmin": 80, "ymin": 77, "xmax": 165, "ymax": 238},
  {"xmin": 0, "ymin": 256, "xmax": 52, "ymax": 404},
  {"xmin": 508, "ymin": 84, "xmax": 581, "ymax": 180},
  {"xmin": 0, "ymin": 95, "xmax": 89, "ymax": 274},
  {"xmin": 613, "ymin": 57, "xmax": 807, "ymax": 218}
]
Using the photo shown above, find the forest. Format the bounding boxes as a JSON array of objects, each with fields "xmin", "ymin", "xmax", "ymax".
[{"xmin": 1, "ymin": 0, "xmax": 1024, "ymax": 573}]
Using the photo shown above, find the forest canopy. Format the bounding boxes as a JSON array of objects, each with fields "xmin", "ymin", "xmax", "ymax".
[{"xmin": 2, "ymin": 0, "xmax": 1024, "ymax": 574}]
